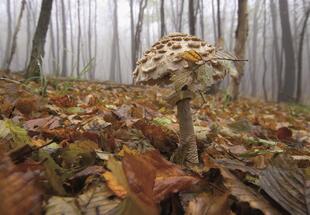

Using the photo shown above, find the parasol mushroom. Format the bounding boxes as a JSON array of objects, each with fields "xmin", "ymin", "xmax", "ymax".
[{"xmin": 133, "ymin": 33, "xmax": 238, "ymax": 165}]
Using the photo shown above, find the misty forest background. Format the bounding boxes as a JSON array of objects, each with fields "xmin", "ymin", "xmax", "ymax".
[{"xmin": 0, "ymin": 0, "xmax": 310, "ymax": 104}]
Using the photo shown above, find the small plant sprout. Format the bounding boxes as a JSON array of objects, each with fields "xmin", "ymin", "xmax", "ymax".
[{"xmin": 133, "ymin": 33, "xmax": 239, "ymax": 165}]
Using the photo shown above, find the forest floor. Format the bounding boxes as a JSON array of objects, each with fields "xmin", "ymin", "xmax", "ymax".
[{"xmin": 0, "ymin": 71, "xmax": 310, "ymax": 215}]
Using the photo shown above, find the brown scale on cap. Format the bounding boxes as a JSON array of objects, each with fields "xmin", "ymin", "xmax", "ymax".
[{"xmin": 133, "ymin": 32, "xmax": 237, "ymax": 94}]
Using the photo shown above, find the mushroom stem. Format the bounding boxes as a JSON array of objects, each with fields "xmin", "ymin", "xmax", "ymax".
[{"xmin": 176, "ymin": 98, "xmax": 199, "ymax": 164}]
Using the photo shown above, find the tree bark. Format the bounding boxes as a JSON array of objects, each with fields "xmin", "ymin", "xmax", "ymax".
[
  {"xmin": 199, "ymin": 0, "xmax": 205, "ymax": 39},
  {"xmin": 130, "ymin": 0, "xmax": 135, "ymax": 70},
  {"xmin": 217, "ymin": 0, "xmax": 222, "ymax": 39},
  {"xmin": 60, "ymin": 0, "xmax": 67, "ymax": 76},
  {"xmin": 270, "ymin": 0, "xmax": 281, "ymax": 101},
  {"xmin": 296, "ymin": 8, "xmax": 310, "ymax": 102},
  {"xmin": 160, "ymin": 0, "xmax": 166, "ymax": 37},
  {"xmin": 68, "ymin": 0, "xmax": 74, "ymax": 75},
  {"xmin": 278, "ymin": 0, "xmax": 296, "ymax": 101},
  {"xmin": 227, "ymin": 0, "xmax": 249, "ymax": 100},
  {"xmin": 88, "ymin": 0, "xmax": 94, "ymax": 79},
  {"xmin": 177, "ymin": 0, "xmax": 185, "ymax": 32},
  {"xmin": 109, "ymin": 0, "xmax": 122, "ymax": 83},
  {"xmin": 262, "ymin": 0, "xmax": 268, "ymax": 100},
  {"xmin": 188, "ymin": 0, "xmax": 197, "ymax": 35},
  {"xmin": 26, "ymin": 0, "xmax": 53, "ymax": 78},
  {"xmin": 6, "ymin": 0, "xmax": 27, "ymax": 70},
  {"xmin": 76, "ymin": 0, "xmax": 81, "ymax": 77},
  {"xmin": 251, "ymin": 0, "xmax": 260, "ymax": 96},
  {"xmin": 2, "ymin": 0, "xmax": 13, "ymax": 68},
  {"xmin": 211, "ymin": 0, "xmax": 217, "ymax": 42},
  {"xmin": 55, "ymin": 0, "xmax": 60, "ymax": 75},
  {"xmin": 132, "ymin": 0, "xmax": 148, "ymax": 70}
]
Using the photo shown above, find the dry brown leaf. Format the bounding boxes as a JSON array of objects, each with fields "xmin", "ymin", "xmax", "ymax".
[
  {"xmin": 102, "ymin": 171, "xmax": 127, "ymax": 198},
  {"xmin": 220, "ymin": 167, "xmax": 280, "ymax": 215},
  {"xmin": 0, "ymin": 152, "xmax": 42, "ymax": 215},
  {"xmin": 260, "ymin": 154, "xmax": 310, "ymax": 215},
  {"xmin": 185, "ymin": 192, "xmax": 231, "ymax": 215}
]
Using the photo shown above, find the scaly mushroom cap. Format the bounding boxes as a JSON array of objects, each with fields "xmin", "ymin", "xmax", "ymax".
[{"xmin": 133, "ymin": 32, "xmax": 237, "ymax": 93}]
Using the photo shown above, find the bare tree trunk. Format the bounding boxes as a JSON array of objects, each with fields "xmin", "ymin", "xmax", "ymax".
[
  {"xmin": 6, "ymin": 0, "xmax": 27, "ymax": 70},
  {"xmin": 129, "ymin": 0, "xmax": 135, "ymax": 71},
  {"xmin": 76, "ymin": 0, "xmax": 81, "ymax": 77},
  {"xmin": 68, "ymin": 0, "xmax": 74, "ymax": 74},
  {"xmin": 25, "ymin": 2, "xmax": 32, "ymax": 68},
  {"xmin": 296, "ymin": 8, "xmax": 310, "ymax": 102},
  {"xmin": 211, "ymin": 0, "xmax": 217, "ymax": 42},
  {"xmin": 60, "ymin": 0, "xmax": 67, "ymax": 76},
  {"xmin": 2, "ymin": 0, "xmax": 13, "ymax": 68},
  {"xmin": 93, "ymin": 0, "xmax": 98, "ymax": 78},
  {"xmin": 55, "ymin": 0, "xmax": 60, "ymax": 76},
  {"xmin": 229, "ymin": 0, "xmax": 237, "ymax": 50},
  {"xmin": 199, "ymin": 0, "xmax": 205, "ymax": 39},
  {"xmin": 270, "ymin": 0, "xmax": 281, "ymax": 101},
  {"xmin": 188, "ymin": 0, "xmax": 197, "ymax": 35},
  {"xmin": 160, "ymin": 0, "xmax": 166, "ymax": 37},
  {"xmin": 49, "ymin": 20, "xmax": 56, "ymax": 73},
  {"xmin": 88, "ymin": 0, "xmax": 93, "ymax": 79},
  {"xmin": 278, "ymin": 0, "xmax": 296, "ymax": 101},
  {"xmin": 227, "ymin": 0, "xmax": 249, "ymax": 100},
  {"xmin": 217, "ymin": 0, "xmax": 222, "ymax": 39},
  {"xmin": 251, "ymin": 0, "xmax": 260, "ymax": 96},
  {"xmin": 133, "ymin": 0, "xmax": 148, "ymax": 68},
  {"xmin": 262, "ymin": 0, "xmax": 268, "ymax": 100},
  {"xmin": 177, "ymin": 0, "xmax": 185, "ymax": 32},
  {"xmin": 26, "ymin": 0, "xmax": 53, "ymax": 78},
  {"xmin": 109, "ymin": 0, "xmax": 122, "ymax": 83}
]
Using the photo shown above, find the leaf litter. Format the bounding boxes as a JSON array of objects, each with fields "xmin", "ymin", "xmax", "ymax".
[{"xmin": 0, "ymin": 74, "xmax": 310, "ymax": 214}]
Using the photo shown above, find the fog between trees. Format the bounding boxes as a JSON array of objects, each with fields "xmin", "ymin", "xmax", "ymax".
[{"xmin": 0, "ymin": 0, "xmax": 309, "ymax": 103}]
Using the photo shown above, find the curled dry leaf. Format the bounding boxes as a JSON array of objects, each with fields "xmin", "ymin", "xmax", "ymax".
[
  {"xmin": 260, "ymin": 154, "xmax": 310, "ymax": 215},
  {"xmin": 220, "ymin": 167, "xmax": 280, "ymax": 215}
]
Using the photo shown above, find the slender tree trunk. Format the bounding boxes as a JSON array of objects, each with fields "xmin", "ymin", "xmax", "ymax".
[
  {"xmin": 278, "ymin": 0, "xmax": 296, "ymax": 101},
  {"xmin": 229, "ymin": 0, "xmax": 237, "ymax": 50},
  {"xmin": 49, "ymin": 20, "xmax": 56, "ymax": 73},
  {"xmin": 270, "ymin": 0, "xmax": 281, "ymax": 101},
  {"xmin": 26, "ymin": 0, "xmax": 54, "ymax": 78},
  {"xmin": 251, "ymin": 0, "xmax": 259, "ymax": 96},
  {"xmin": 227, "ymin": 0, "xmax": 249, "ymax": 100},
  {"xmin": 93, "ymin": 0, "xmax": 98, "ymax": 78},
  {"xmin": 133, "ymin": 0, "xmax": 148, "ymax": 67},
  {"xmin": 177, "ymin": 0, "xmax": 185, "ymax": 32},
  {"xmin": 76, "ymin": 0, "xmax": 81, "ymax": 77},
  {"xmin": 88, "ymin": 0, "xmax": 93, "ymax": 79},
  {"xmin": 188, "ymin": 0, "xmax": 197, "ymax": 35},
  {"xmin": 2, "ymin": 0, "xmax": 13, "ymax": 68},
  {"xmin": 129, "ymin": 0, "xmax": 135, "ymax": 71},
  {"xmin": 25, "ymin": 2, "xmax": 32, "ymax": 68},
  {"xmin": 211, "ymin": 0, "xmax": 217, "ymax": 42},
  {"xmin": 199, "ymin": 0, "xmax": 205, "ymax": 39},
  {"xmin": 217, "ymin": 0, "xmax": 222, "ymax": 39},
  {"xmin": 68, "ymin": 0, "xmax": 74, "ymax": 74},
  {"xmin": 6, "ymin": 0, "xmax": 27, "ymax": 70},
  {"xmin": 160, "ymin": 0, "xmax": 166, "ymax": 37},
  {"xmin": 60, "ymin": 0, "xmax": 67, "ymax": 76},
  {"xmin": 55, "ymin": 0, "xmax": 60, "ymax": 76},
  {"xmin": 296, "ymin": 8, "xmax": 310, "ymax": 102},
  {"xmin": 109, "ymin": 0, "xmax": 122, "ymax": 83},
  {"xmin": 262, "ymin": 0, "xmax": 268, "ymax": 100}
]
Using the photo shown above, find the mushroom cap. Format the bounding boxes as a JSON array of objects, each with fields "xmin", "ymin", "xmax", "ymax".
[{"xmin": 133, "ymin": 33, "xmax": 238, "ymax": 93}]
